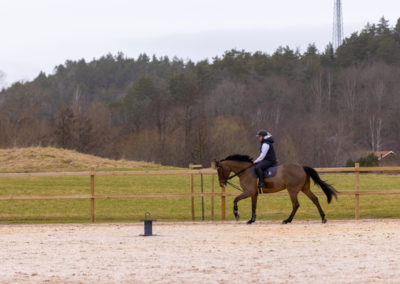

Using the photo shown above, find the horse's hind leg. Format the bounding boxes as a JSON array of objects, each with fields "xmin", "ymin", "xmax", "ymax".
[
  {"xmin": 282, "ymin": 189, "xmax": 300, "ymax": 224},
  {"xmin": 302, "ymin": 182, "xmax": 327, "ymax": 223}
]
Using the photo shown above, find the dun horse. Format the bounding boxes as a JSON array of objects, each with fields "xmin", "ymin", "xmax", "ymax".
[{"xmin": 215, "ymin": 154, "xmax": 338, "ymax": 224}]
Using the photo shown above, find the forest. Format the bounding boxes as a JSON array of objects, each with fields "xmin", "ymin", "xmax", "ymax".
[{"xmin": 1, "ymin": 17, "xmax": 400, "ymax": 167}]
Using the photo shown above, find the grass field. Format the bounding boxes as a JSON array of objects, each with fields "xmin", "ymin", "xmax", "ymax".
[
  {"xmin": 0, "ymin": 147, "xmax": 399, "ymax": 223},
  {"xmin": 1, "ymin": 172, "xmax": 400, "ymax": 224}
]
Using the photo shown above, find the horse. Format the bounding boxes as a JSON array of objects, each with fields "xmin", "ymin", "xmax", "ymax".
[{"xmin": 214, "ymin": 154, "xmax": 338, "ymax": 224}]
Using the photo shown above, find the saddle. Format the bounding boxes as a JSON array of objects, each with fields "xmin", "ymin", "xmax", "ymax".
[
  {"xmin": 252, "ymin": 165, "xmax": 278, "ymax": 179},
  {"xmin": 252, "ymin": 166, "xmax": 278, "ymax": 193}
]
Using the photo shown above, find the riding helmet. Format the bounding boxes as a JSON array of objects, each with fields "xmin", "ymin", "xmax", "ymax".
[{"xmin": 256, "ymin": 129, "xmax": 268, "ymax": 137}]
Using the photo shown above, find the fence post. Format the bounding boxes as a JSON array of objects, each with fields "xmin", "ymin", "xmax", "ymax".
[
  {"xmin": 355, "ymin": 163, "xmax": 360, "ymax": 220},
  {"xmin": 221, "ymin": 186, "xmax": 226, "ymax": 221},
  {"xmin": 90, "ymin": 168, "xmax": 95, "ymax": 223},
  {"xmin": 211, "ymin": 174, "xmax": 215, "ymax": 221},
  {"xmin": 189, "ymin": 164, "xmax": 195, "ymax": 221}
]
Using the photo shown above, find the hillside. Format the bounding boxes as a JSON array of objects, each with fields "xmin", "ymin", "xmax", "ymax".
[
  {"xmin": 1, "ymin": 17, "xmax": 400, "ymax": 167},
  {"xmin": 0, "ymin": 147, "xmax": 168, "ymax": 172}
]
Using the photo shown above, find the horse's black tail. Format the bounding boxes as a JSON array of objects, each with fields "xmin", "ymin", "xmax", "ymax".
[{"xmin": 303, "ymin": 166, "xmax": 339, "ymax": 203}]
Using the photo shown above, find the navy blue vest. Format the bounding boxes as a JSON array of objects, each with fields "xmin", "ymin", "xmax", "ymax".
[{"xmin": 260, "ymin": 138, "xmax": 277, "ymax": 162}]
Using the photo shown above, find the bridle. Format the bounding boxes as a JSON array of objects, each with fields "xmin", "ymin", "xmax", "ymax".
[{"xmin": 216, "ymin": 163, "xmax": 255, "ymax": 192}]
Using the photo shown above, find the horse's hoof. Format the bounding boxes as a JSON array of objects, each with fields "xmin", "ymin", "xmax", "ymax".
[
  {"xmin": 322, "ymin": 219, "xmax": 327, "ymax": 224},
  {"xmin": 282, "ymin": 220, "xmax": 290, "ymax": 224},
  {"xmin": 247, "ymin": 220, "xmax": 254, "ymax": 224},
  {"xmin": 235, "ymin": 215, "xmax": 240, "ymax": 221}
]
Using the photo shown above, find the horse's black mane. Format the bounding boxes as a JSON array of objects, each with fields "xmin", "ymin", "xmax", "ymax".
[{"xmin": 222, "ymin": 154, "xmax": 253, "ymax": 163}]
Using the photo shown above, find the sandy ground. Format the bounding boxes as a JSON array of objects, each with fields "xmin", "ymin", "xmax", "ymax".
[{"xmin": 0, "ymin": 220, "xmax": 399, "ymax": 283}]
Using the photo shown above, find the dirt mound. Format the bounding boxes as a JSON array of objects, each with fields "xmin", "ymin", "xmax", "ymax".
[{"xmin": 0, "ymin": 147, "xmax": 161, "ymax": 172}]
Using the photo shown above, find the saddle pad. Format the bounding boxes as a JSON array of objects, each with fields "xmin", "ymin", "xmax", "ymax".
[{"xmin": 252, "ymin": 166, "xmax": 278, "ymax": 179}]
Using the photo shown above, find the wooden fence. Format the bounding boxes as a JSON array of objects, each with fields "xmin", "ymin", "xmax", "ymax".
[{"xmin": 0, "ymin": 163, "xmax": 400, "ymax": 222}]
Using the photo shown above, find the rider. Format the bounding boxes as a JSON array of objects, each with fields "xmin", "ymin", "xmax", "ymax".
[{"xmin": 254, "ymin": 130, "xmax": 277, "ymax": 188}]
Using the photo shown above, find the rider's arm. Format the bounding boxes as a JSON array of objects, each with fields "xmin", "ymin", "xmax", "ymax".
[{"xmin": 254, "ymin": 143, "xmax": 270, "ymax": 163}]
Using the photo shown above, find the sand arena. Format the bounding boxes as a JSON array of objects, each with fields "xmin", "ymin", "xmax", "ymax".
[{"xmin": 0, "ymin": 220, "xmax": 399, "ymax": 283}]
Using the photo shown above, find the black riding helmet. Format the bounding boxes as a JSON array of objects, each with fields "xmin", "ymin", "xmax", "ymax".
[{"xmin": 256, "ymin": 129, "xmax": 268, "ymax": 137}]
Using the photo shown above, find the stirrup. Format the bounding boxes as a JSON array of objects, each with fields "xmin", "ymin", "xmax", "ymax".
[
  {"xmin": 257, "ymin": 182, "xmax": 267, "ymax": 194},
  {"xmin": 258, "ymin": 179, "xmax": 266, "ymax": 188}
]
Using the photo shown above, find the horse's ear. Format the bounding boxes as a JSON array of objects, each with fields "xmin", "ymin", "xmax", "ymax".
[{"xmin": 212, "ymin": 159, "xmax": 218, "ymax": 169}]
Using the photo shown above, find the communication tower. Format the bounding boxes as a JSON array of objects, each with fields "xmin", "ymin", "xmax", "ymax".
[{"xmin": 333, "ymin": 0, "xmax": 343, "ymax": 50}]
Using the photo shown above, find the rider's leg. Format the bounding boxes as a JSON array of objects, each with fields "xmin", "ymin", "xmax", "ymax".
[{"xmin": 255, "ymin": 162, "xmax": 267, "ymax": 188}]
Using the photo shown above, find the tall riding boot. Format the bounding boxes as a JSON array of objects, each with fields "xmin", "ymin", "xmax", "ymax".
[{"xmin": 256, "ymin": 168, "xmax": 267, "ymax": 188}]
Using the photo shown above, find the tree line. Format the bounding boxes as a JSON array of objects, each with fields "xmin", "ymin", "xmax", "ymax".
[{"xmin": 1, "ymin": 17, "xmax": 400, "ymax": 167}]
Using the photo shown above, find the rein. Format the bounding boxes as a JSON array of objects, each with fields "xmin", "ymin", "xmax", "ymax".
[
  {"xmin": 219, "ymin": 163, "xmax": 255, "ymax": 192},
  {"xmin": 225, "ymin": 180, "xmax": 244, "ymax": 192}
]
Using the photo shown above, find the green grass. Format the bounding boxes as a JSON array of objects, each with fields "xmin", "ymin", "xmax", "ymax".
[{"xmin": 1, "ymin": 173, "xmax": 400, "ymax": 223}]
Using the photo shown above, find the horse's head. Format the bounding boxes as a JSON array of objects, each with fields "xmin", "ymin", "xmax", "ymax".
[
  {"xmin": 214, "ymin": 155, "xmax": 254, "ymax": 187},
  {"xmin": 214, "ymin": 160, "xmax": 231, "ymax": 187}
]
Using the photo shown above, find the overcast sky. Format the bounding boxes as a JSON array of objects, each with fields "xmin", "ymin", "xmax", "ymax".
[{"xmin": 1, "ymin": 0, "xmax": 399, "ymax": 87}]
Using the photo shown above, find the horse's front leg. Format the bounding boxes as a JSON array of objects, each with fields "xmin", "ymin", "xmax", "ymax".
[
  {"xmin": 233, "ymin": 190, "xmax": 253, "ymax": 221},
  {"xmin": 247, "ymin": 193, "xmax": 258, "ymax": 224}
]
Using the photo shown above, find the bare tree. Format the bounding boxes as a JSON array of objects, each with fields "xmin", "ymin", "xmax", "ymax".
[
  {"xmin": 361, "ymin": 63, "xmax": 392, "ymax": 152},
  {"xmin": 54, "ymin": 103, "xmax": 75, "ymax": 149},
  {"xmin": 0, "ymin": 89, "xmax": 40, "ymax": 146},
  {"xmin": 86, "ymin": 102, "xmax": 116, "ymax": 156},
  {"xmin": 310, "ymin": 71, "xmax": 324, "ymax": 115},
  {"xmin": 369, "ymin": 114, "xmax": 382, "ymax": 152},
  {"xmin": 338, "ymin": 66, "xmax": 358, "ymax": 124}
]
